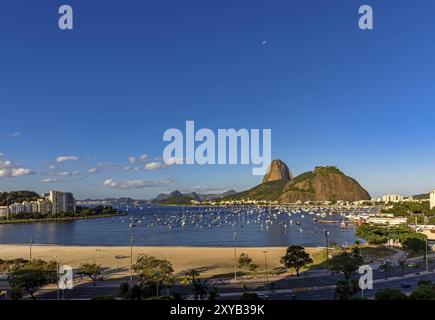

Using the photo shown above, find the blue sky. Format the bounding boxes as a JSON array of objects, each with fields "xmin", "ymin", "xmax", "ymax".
[{"xmin": 1, "ymin": 0, "xmax": 435, "ymax": 199}]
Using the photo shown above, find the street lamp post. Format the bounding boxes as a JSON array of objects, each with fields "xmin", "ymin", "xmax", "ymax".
[
  {"xmin": 233, "ymin": 223, "xmax": 237, "ymax": 281},
  {"xmin": 55, "ymin": 256, "xmax": 59, "ymax": 300},
  {"xmin": 129, "ymin": 221, "xmax": 138, "ymax": 281},
  {"xmin": 263, "ymin": 250, "xmax": 269, "ymax": 292},
  {"xmin": 324, "ymin": 230, "xmax": 329, "ymax": 273},
  {"xmin": 155, "ymin": 271, "xmax": 160, "ymax": 297},
  {"xmin": 426, "ymin": 237, "xmax": 429, "ymax": 272},
  {"xmin": 29, "ymin": 238, "xmax": 33, "ymax": 260}
]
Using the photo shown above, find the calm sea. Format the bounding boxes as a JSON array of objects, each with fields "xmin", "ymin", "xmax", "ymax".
[{"xmin": 0, "ymin": 206, "xmax": 361, "ymax": 247}]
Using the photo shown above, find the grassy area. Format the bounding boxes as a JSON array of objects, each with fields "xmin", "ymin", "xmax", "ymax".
[
  {"xmin": 307, "ymin": 246, "xmax": 397, "ymax": 271},
  {"xmin": 407, "ymin": 250, "xmax": 426, "ymax": 259},
  {"xmin": 359, "ymin": 246, "xmax": 396, "ymax": 260}
]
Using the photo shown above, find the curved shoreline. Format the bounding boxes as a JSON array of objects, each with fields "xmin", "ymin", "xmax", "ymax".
[
  {"xmin": 0, "ymin": 244, "xmax": 322, "ymax": 278},
  {"xmin": 0, "ymin": 213, "xmax": 126, "ymax": 225}
]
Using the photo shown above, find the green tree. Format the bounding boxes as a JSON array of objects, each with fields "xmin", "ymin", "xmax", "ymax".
[
  {"xmin": 119, "ymin": 282, "xmax": 130, "ymax": 300},
  {"xmin": 355, "ymin": 225, "xmax": 388, "ymax": 245},
  {"xmin": 280, "ymin": 245, "xmax": 313, "ymax": 277},
  {"xmin": 9, "ymin": 259, "xmax": 57, "ymax": 300},
  {"xmin": 132, "ymin": 255, "xmax": 175, "ymax": 296},
  {"xmin": 328, "ymin": 252, "xmax": 364, "ymax": 281},
  {"xmin": 208, "ymin": 286, "xmax": 219, "ymax": 300},
  {"xmin": 192, "ymin": 279, "xmax": 208, "ymax": 300},
  {"xmin": 410, "ymin": 281, "xmax": 435, "ymax": 300},
  {"xmin": 334, "ymin": 280, "xmax": 360, "ymax": 300},
  {"xmin": 77, "ymin": 263, "xmax": 102, "ymax": 286},
  {"xmin": 185, "ymin": 269, "xmax": 200, "ymax": 283},
  {"xmin": 379, "ymin": 261, "xmax": 393, "ymax": 280},
  {"xmin": 10, "ymin": 287, "xmax": 23, "ymax": 300},
  {"xmin": 402, "ymin": 236, "xmax": 428, "ymax": 256},
  {"xmin": 248, "ymin": 263, "xmax": 258, "ymax": 277},
  {"xmin": 375, "ymin": 288, "xmax": 408, "ymax": 300},
  {"xmin": 237, "ymin": 253, "xmax": 253, "ymax": 270}
]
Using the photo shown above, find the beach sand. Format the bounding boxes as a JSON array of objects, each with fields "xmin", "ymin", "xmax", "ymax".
[{"xmin": 0, "ymin": 245, "xmax": 323, "ymax": 279}]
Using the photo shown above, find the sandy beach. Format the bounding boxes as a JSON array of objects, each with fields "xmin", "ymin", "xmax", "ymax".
[{"xmin": 0, "ymin": 245, "xmax": 324, "ymax": 279}]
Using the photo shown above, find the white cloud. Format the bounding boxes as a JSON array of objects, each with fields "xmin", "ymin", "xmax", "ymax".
[
  {"xmin": 102, "ymin": 178, "xmax": 174, "ymax": 190},
  {"xmin": 8, "ymin": 132, "xmax": 20, "ymax": 138},
  {"xmin": 145, "ymin": 161, "xmax": 168, "ymax": 171},
  {"xmin": 88, "ymin": 162, "xmax": 118, "ymax": 174},
  {"xmin": 182, "ymin": 185, "xmax": 230, "ymax": 194},
  {"xmin": 123, "ymin": 166, "xmax": 140, "ymax": 172},
  {"xmin": 39, "ymin": 178, "xmax": 62, "ymax": 183},
  {"xmin": 164, "ymin": 157, "xmax": 184, "ymax": 165},
  {"xmin": 58, "ymin": 170, "xmax": 81, "ymax": 176},
  {"xmin": 0, "ymin": 159, "xmax": 34, "ymax": 178},
  {"xmin": 128, "ymin": 154, "xmax": 149, "ymax": 164},
  {"xmin": 56, "ymin": 155, "xmax": 79, "ymax": 162}
]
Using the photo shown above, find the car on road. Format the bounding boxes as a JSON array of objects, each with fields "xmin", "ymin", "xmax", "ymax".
[
  {"xmin": 400, "ymin": 281, "xmax": 411, "ymax": 288},
  {"xmin": 257, "ymin": 293, "xmax": 269, "ymax": 300}
]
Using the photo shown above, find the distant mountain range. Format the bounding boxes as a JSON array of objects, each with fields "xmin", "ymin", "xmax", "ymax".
[
  {"xmin": 151, "ymin": 190, "xmax": 237, "ymax": 205},
  {"xmin": 412, "ymin": 193, "xmax": 430, "ymax": 200},
  {"xmin": 77, "ymin": 190, "xmax": 237, "ymax": 206}
]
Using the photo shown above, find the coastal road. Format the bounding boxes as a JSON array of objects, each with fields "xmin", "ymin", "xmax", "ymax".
[{"xmin": 6, "ymin": 256, "xmax": 431, "ymax": 300}]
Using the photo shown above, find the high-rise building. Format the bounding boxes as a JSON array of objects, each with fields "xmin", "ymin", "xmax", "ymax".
[
  {"xmin": 0, "ymin": 206, "xmax": 9, "ymax": 219},
  {"xmin": 9, "ymin": 202, "xmax": 25, "ymax": 215},
  {"xmin": 48, "ymin": 191, "xmax": 64, "ymax": 214},
  {"xmin": 65, "ymin": 192, "xmax": 76, "ymax": 213},
  {"xmin": 37, "ymin": 199, "xmax": 52, "ymax": 215},
  {"xmin": 47, "ymin": 191, "xmax": 75, "ymax": 214},
  {"xmin": 430, "ymin": 190, "xmax": 435, "ymax": 210},
  {"xmin": 22, "ymin": 201, "xmax": 33, "ymax": 213},
  {"xmin": 382, "ymin": 194, "xmax": 404, "ymax": 203},
  {"xmin": 30, "ymin": 201, "xmax": 38, "ymax": 213}
]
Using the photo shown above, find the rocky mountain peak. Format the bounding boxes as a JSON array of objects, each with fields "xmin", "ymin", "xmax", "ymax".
[{"xmin": 262, "ymin": 159, "xmax": 293, "ymax": 183}]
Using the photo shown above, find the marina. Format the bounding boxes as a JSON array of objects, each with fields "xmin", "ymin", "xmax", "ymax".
[{"xmin": 0, "ymin": 205, "xmax": 377, "ymax": 247}]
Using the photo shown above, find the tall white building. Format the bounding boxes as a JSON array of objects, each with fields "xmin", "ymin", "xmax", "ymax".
[
  {"xmin": 0, "ymin": 206, "xmax": 9, "ymax": 219},
  {"xmin": 430, "ymin": 190, "xmax": 435, "ymax": 209},
  {"xmin": 9, "ymin": 202, "xmax": 25, "ymax": 215},
  {"xmin": 47, "ymin": 191, "xmax": 75, "ymax": 214},
  {"xmin": 22, "ymin": 201, "xmax": 33, "ymax": 213},
  {"xmin": 30, "ymin": 201, "xmax": 38, "ymax": 213},
  {"xmin": 37, "ymin": 199, "xmax": 52, "ymax": 215},
  {"xmin": 382, "ymin": 194, "xmax": 404, "ymax": 203},
  {"xmin": 48, "ymin": 191, "xmax": 64, "ymax": 214}
]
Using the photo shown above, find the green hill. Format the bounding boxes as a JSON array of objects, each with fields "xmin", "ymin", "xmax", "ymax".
[
  {"xmin": 157, "ymin": 195, "xmax": 199, "ymax": 205},
  {"xmin": 221, "ymin": 180, "xmax": 287, "ymax": 202},
  {"xmin": 0, "ymin": 191, "xmax": 40, "ymax": 206},
  {"xmin": 219, "ymin": 165, "xmax": 370, "ymax": 204}
]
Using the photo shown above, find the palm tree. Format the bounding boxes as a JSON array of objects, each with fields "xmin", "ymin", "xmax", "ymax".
[
  {"xmin": 379, "ymin": 261, "xmax": 392, "ymax": 280},
  {"xmin": 208, "ymin": 286, "xmax": 219, "ymax": 300},
  {"xmin": 398, "ymin": 260, "xmax": 406, "ymax": 277},
  {"xmin": 354, "ymin": 240, "xmax": 362, "ymax": 256},
  {"xmin": 192, "ymin": 279, "xmax": 208, "ymax": 300},
  {"xmin": 186, "ymin": 269, "xmax": 200, "ymax": 283}
]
